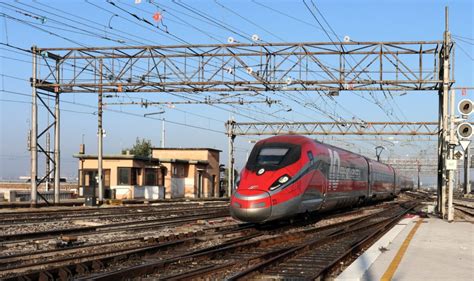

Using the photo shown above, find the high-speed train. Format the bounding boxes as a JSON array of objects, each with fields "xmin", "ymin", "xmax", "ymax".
[{"xmin": 230, "ymin": 135, "xmax": 413, "ymax": 223}]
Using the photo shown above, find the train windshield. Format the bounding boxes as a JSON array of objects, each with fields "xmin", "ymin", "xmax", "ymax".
[
  {"xmin": 246, "ymin": 143, "xmax": 301, "ymax": 171},
  {"xmin": 257, "ymin": 147, "xmax": 289, "ymax": 165}
]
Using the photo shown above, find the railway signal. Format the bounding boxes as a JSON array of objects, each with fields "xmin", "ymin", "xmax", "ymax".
[
  {"xmin": 458, "ymin": 99, "xmax": 473, "ymax": 116},
  {"xmin": 457, "ymin": 122, "xmax": 473, "ymax": 139}
]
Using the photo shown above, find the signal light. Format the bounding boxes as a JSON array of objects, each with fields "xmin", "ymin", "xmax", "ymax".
[
  {"xmin": 458, "ymin": 99, "xmax": 473, "ymax": 116},
  {"xmin": 457, "ymin": 122, "xmax": 473, "ymax": 139}
]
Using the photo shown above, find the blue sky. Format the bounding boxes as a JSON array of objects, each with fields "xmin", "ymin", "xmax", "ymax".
[{"xmin": 0, "ymin": 0, "xmax": 472, "ymax": 184}]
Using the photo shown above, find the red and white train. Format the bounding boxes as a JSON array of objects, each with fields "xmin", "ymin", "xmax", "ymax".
[{"xmin": 230, "ymin": 135, "xmax": 413, "ymax": 223}]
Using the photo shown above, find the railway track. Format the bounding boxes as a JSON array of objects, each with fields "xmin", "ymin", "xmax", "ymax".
[
  {"xmin": 0, "ymin": 201, "xmax": 228, "ymax": 225},
  {"xmin": 0, "ymin": 208, "xmax": 229, "ymax": 244},
  {"xmin": 169, "ymin": 202, "xmax": 417, "ymax": 280},
  {"xmin": 0, "ymin": 201, "xmax": 397, "ymax": 280},
  {"xmin": 453, "ymin": 202, "xmax": 474, "ymax": 217},
  {"xmin": 0, "ymin": 219, "xmax": 255, "ymax": 280},
  {"xmin": 2, "ymin": 201, "xmax": 411, "ymax": 280}
]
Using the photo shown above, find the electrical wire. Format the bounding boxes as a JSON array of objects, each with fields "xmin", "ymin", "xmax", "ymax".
[{"xmin": 1, "ymin": 89, "xmax": 225, "ymax": 134}]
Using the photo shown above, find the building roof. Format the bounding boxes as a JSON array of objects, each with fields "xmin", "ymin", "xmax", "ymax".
[
  {"xmin": 159, "ymin": 158, "xmax": 209, "ymax": 165},
  {"xmin": 151, "ymin": 147, "xmax": 222, "ymax": 152},
  {"xmin": 73, "ymin": 154, "xmax": 160, "ymax": 162},
  {"xmin": 73, "ymin": 154, "xmax": 209, "ymax": 166}
]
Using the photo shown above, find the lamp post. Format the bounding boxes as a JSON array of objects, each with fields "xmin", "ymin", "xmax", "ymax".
[{"xmin": 144, "ymin": 111, "xmax": 166, "ymax": 148}]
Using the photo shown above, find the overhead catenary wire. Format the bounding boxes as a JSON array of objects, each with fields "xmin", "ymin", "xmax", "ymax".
[
  {"xmin": 1, "ymin": 1, "xmax": 364, "ymax": 123},
  {"xmin": 1, "ymin": 89, "xmax": 225, "ymax": 134},
  {"xmin": 302, "ymin": 0, "xmax": 407, "ymax": 123},
  {"xmin": 166, "ymin": 0, "xmax": 357, "ymax": 122}
]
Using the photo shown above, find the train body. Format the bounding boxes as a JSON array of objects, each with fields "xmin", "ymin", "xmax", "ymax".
[{"xmin": 230, "ymin": 135, "xmax": 413, "ymax": 223}]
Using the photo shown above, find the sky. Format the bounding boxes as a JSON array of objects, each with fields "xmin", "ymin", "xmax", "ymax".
[{"xmin": 0, "ymin": 0, "xmax": 473, "ymax": 184}]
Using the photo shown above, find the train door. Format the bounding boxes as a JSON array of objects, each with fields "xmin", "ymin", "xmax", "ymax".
[
  {"xmin": 309, "ymin": 151, "xmax": 326, "ymax": 196},
  {"xmin": 299, "ymin": 150, "xmax": 325, "ymax": 212},
  {"xmin": 368, "ymin": 161, "xmax": 374, "ymax": 199}
]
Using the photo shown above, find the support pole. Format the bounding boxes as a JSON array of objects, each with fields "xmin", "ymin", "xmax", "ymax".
[
  {"xmin": 438, "ymin": 6, "xmax": 451, "ymax": 218},
  {"xmin": 30, "ymin": 46, "xmax": 38, "ymax": 207},
  {"xmin": 465, "ymin": 146, "xmax": 471, "ymax": 194},
  {"xmin": 226, "ymin": 120, "xmax": 235, "ymax": 197},
  {"xmin": 46, "ymin": 132, "xmax": 50, "ymax": 192},
  {"xmin": 54, "ymin": 61, "xmax": 61, "ymax": 204},
  {"xmin": 417, "ymin": 161, "xmax": 421, "ymax": 189},
  {"xmin": 447, "ymin": 89, "xmax": 455, "ymax": 222},
  {"xmin": 161, "ymin": 118, "xmax": 165, "ymax": 148},
  {"xmin": 98, "ymin": 59, "xmax": 104, "ymax": 205},
  {"xmin": 437, "ymin": 91, "xmax": 443, "ymax": 212}
]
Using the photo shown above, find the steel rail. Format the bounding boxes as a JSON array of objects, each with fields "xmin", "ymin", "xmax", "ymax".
[
  {"xmin": 0, "ymin": 222, "xmax": 257, "ymax": 281},
  {"xmin": 0, "ymin": 209, "xmax": 229, "ymax": 242},
  {"xmin": 0, "ymin": 205, "xmax": 228, "ymax": 225},
  {"xmin": 78, "ymin": 204, "xmax": 400, "ymax": 280},
  {"xmin": 229, "ymin": 202, "xmax": 417, "ymax": 280}
]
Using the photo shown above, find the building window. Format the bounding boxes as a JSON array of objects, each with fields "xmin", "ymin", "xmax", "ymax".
[
  {"xmin": 144, "ymin": 168, "xmax": 158, "ymax": 186},
  {"xmin": 118, "ymin": 168, "xmax": 130, "ymax": 185},
  {"xmin": 80, "ymin": 169, "xmax": 110, "ymax": 188},
  {"xmin": 118, "ymin": 168, "xmax": 139, "ymax": 185}
]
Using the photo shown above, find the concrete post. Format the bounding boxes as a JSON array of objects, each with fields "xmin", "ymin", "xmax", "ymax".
[
  {"xmin": 417, "ymin": 162, "xmax": 421, "ymax": 189},
  {"xmin": 98, "ymin": 59, "xmax": 104, "ymax": 205},
  {"xmin": 226, "ymin": 120, "xmax": 235, "ymax": 197},
  {"xmin": 30, "ymin": 46, "xmax": 38, "ymax": 207},
  {"xmin": 438, "ymin": 6, "xmax": 451, "ymax": 218},
  {"xmin": 161, "ymin": 118, "xmax": 165, "ymax": 148},
  {"xmin": 447, "ymin": 89, "xmax": 455, "ymax": 222}
]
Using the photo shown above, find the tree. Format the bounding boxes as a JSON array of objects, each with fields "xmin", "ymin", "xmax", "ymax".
[{"xmin": 122, "ymin": 137, "xmax": 152, "ymax": 157}]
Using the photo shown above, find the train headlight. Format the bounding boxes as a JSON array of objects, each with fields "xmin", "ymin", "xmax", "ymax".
[
  {"xmin": 278, "ymin": 175, "xmax": 290, "ymax": 184},
  {"xmin": 269, "ymin": 175, "xmax": 291, "ymax": 191}
]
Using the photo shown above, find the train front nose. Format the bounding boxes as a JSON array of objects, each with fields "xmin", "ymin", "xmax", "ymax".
[{"xmin": 230, "ymin": 189, "xmax": 272, "ymax": 222}]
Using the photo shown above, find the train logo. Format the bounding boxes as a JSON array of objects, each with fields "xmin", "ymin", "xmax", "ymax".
[{"xmin": 328, "ymin": 149, "xmax": 340, "ymax": 191}]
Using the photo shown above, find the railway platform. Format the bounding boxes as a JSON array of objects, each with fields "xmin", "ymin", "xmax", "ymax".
[{"xmin": 336, "ymin": 215, "xmax": 474, "ymax": 281}]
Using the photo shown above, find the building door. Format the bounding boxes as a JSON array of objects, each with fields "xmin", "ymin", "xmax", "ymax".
[
  {"xmin": 197, "ymin": 172, "xmax": 203, "ymax": 198},
  {"xmin": 211, "ymin": 175, "xmax": 216, "ymax": 197},
  {"xmin": 84, "ymin": 170, "xmax": 97, "ymax": 197}
]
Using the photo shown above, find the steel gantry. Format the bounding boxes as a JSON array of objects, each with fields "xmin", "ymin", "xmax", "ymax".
[
  {"xmin": 227, "ymin": 121, "xmax": 441, "ymax": 136},
  {"xmin": 33, "ymin": 40, "xmax": 446, "ymax": 94},
  {"xmin": 29, "ymin": 11, "xmax": 456, "ymax": 211}
]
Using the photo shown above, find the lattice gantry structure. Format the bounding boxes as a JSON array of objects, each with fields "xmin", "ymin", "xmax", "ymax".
[
  {"xmin": 33, "ymin": 41, "xmax": 448, "ymax": 93},
  {"xmin": 228, "ymin": 121, "xmax": 441, "ymax": 136},
  {"xmin": 30, "ymin": 39, "xmax": 454, "ymax": 206}
]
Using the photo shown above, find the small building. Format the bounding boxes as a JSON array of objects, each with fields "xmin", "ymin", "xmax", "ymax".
[
  {"xmin": 152, "ymin": 148, "xmax": 221, "ymax": 199},
  {"xmin": 74, "ymin": 147, "xmax": 221, "ymax": 200},
  {"xmin": 74, "ymin": 154, "xmax": 164, "ymax": 200}
]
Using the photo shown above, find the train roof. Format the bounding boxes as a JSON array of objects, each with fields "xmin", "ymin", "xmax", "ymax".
[
  {"xmin": 257, "ymin": 135, "xmax": 313, "ymax": 145},
  {"xmin": 255, "ymin": 135, "xmax": 397, "ymax": 171}
]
